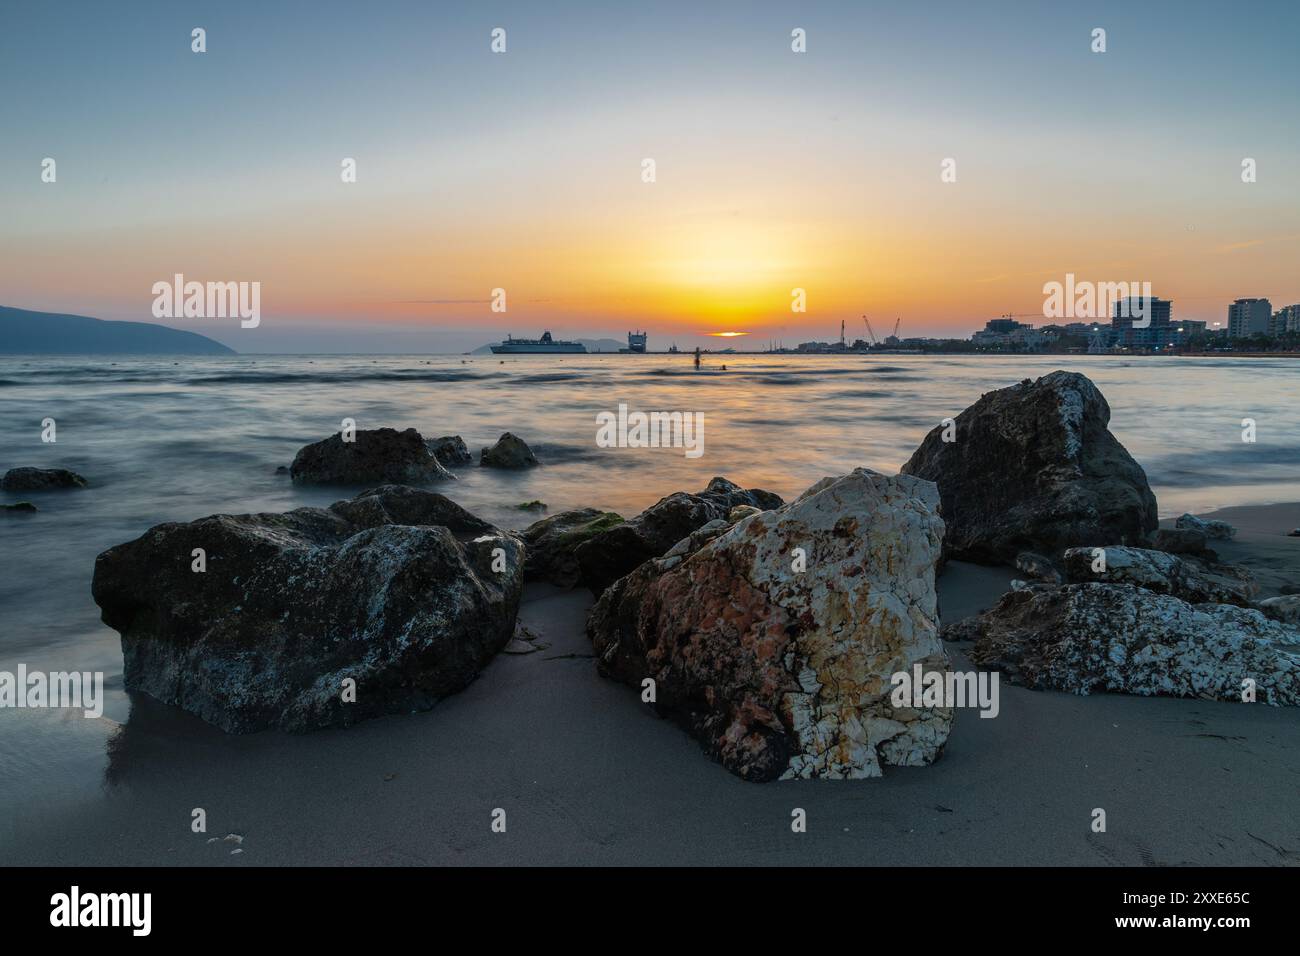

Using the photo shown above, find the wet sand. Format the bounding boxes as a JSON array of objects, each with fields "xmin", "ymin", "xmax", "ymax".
[{"xmin": 2, "ymin": 507, "xmax": 1298, "ymax": 867}]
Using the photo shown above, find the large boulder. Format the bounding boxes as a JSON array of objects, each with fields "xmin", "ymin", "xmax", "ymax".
[
  {"xmin": 290, "ymin": 427, "xmax": 452, "ymax": 485},
  {"xmin": 587, "ymin": 469, "xmax": 951, "ymax": 781},
  {"xmin": 1151, "ymin": 527, "xmax": 1211, "ymax": 555},
  {"xmin": 901, "ymin": 371, "xmax": 1157, "ymax": 564},
  {"xmin": 953, "ymin": 583, "xmax": 1299, "ymax": 705},
  {"xmin": 521, "ymin": 508, "xmax": 625, "ymax": 587},
  {"xmin": 1256, "ymin": 595, "xmax": 1300, "ymax": 626},
  {"xmin": 426, "ymin": 435, "xmax": 473, "ymax": 466},
  {"xmin": 575, "ymin": 477, "xmax": 783, "ymax": 594},
  {"xmin": 327, "ymin": 483, "xmax": 494, "ymax": 533},
  {"xmin": 1, "ymin": 467, "xmax": 88, "ymax": 491},
  {"xmin": 1175, "ymin": 513, "xmax": 1235, "ymax": 541},
  {"xmin": 91, "ymin": 486, "xmax": 522, "ymax": 733},
  {"xmin": 480, "ymin": 432, "xmax": 538, "ymax": 468},
  {"xmin": 1061, "ymin": 546, "xmax": 1259, "ymax": 606}
]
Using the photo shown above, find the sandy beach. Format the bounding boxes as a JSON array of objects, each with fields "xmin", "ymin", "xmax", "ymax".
[{"xmin": 4, "ymin": 502, "xmax": 1296, "ymax": 868}]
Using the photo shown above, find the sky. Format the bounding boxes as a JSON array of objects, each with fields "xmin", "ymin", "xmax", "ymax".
[{"xmin": 1, "ymin": 0, "xmax": 1298, "ymax": 353}]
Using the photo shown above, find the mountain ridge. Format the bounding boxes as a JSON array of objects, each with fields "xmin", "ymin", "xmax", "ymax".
[{"xmin": 0, "ymin": 306, "xmax": 236, "ymax": 355}]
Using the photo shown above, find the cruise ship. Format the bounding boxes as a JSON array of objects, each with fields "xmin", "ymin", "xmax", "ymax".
[{"xmin": 489, "ymin": 331, "xmax": 587, "ymax": 354}]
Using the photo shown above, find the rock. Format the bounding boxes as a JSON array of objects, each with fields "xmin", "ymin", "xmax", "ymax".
[
  {"xmin": 1151, "ymin": 527, "xmax": 1210, "ymax": 555},
  {"xmin": 900, "ymin": 371, "xmax": 1157, "ymax": 564},
  {"xmin": 1256, "ymin": 595, "xmax": 1300, "ymax": 626},
  {"xmin": 1, "ymin": 467, "xmax": 88, "ymax": 491},
  {"xmin": 651, "ymin": 518, "xmax": 740, "ymax": 574},
  {"xmin": 2, "ymin": 501, "xmax": 38, "ymax": 513},
  {"xmin": 91, "ymin": 486, "xmax": 522, "ymax": 733},
  {"xmin": 587, "ymin": 468, "xmax": 951, "ymax": 781},
  {"xmin": 326, "ymin": 484, "xmax": 494, "ymax": 534},
  {"xmin": 290, "ymin": 428, "xmax": 453, "ymax": 486},
  {"xmin": 521, "ymin": 508, "xmax": 625, "ymax": 587},
  {"xmin": 1014, "ymin": 551, "xmax": 1062, "ymax": 584},
  {"xmin": 703, "ymin": 477, "xmax": 784, "ymax": 512},
  {"xmin": 516, "ymin": 500, "xmax": 547, "ymax": 512},
  {"xmin": 960, "ymin": 583, "xmax": 1299, "ymax": 705},
  {"xmin": 427, "ymin": 435, "xmax": 472, "ymax": 466},
  {"xmin": 1289, "ymin": 529, "xmax": 1300, "ymax": 538},
  {"xmin": 275, "ymin": 466, "xmax": 289, "ymax": 476},
  {"xmin": 574, "ymin": 477, "xmax": 784, "ymax": 594},
  {"xmin": 728, "ymin": 504, "xmax": 762, "ymax": 523},
  {"xmin": 480, "ymin": 432, "xmax": 538, "ymax": 468},
  {"xmin": 1062, "ymin": 546, "xmax": 1259, "ymax": 606},
  {"xmin": 503, "ymin": 622, "xmax": 549, "ymax": 654},
  {"xmin": 1175, "ymin": 513, "xmax": 1235, "ymax": 540}
]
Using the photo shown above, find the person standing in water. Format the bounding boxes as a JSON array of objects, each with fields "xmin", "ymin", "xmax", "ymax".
[{"xmin": 693, "ymin": 346, "xmax": 702, "ymax": 370}]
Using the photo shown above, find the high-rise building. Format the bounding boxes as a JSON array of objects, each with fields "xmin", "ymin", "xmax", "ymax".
[
  {"xmin": 1111, "ymin": 297, "xmax": 1171, "ymax": 349},
  {"xmin": 1227, "ymin": 298, "xmax": 1271, "ymax": 338},
  {"xmin": 1271, "ymin": 303, "xmax": 1300, "ymax": 335}
]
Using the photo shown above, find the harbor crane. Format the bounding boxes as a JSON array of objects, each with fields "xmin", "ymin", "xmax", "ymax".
[{"xmin": 861, "ymin": 315, "xmax": 878, "ymax": 345}]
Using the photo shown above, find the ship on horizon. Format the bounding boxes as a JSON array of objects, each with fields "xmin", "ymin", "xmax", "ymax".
[
  {"xmin": 618, "ymin": 330, "xmax": 648, "ymax": 353},
  {"xmin": 489, "ymin": 331, "xmax": 587, "ymax": 354}
]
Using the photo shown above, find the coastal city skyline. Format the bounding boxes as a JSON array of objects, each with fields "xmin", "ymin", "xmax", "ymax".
[{"xmin": 2, "ymin": 0, "xmax": 1298, "ymax": 353}]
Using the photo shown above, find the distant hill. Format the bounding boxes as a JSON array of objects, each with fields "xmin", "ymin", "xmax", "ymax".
[
  {"xmin": 470, "ymin": 337, "xmax": 627, "ymax": 355},
  {"xmin": 0, "ymin": 306, "xmax": 236, "ymax": 355}
]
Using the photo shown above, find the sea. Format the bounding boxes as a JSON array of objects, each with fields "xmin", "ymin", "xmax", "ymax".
[{"xmin": 1, "ymin": 352, "xmax": 1298, "ymax": 821}]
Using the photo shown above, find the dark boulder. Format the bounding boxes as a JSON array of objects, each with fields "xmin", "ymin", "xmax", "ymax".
[
  {"xmin": 2, "ymin": 501, "xmax": 38, "ymax": 514},
  {"xmin": 1, "ymin": 467, "xmax": 88, "ymax": 491},
  {"xmin": 521, "ymin": 508, "xmax": 625, "ymax": 587},
  {"xmin": 1175, "ymin": 513, "xmax": 1235, "ymax": 541},
  {"xmin": 574, "ymin": 477, "xmax": 784, "ymax": 594},
  {"xmin": 290, "ymin": 428, "xmax": 452, "ymax": 485},
  {"xmin": 480, "ymin": 433, "xmax": 538, "ymax": 468},
  {"xmin": 901, "ymin": 371, "xmax": 1157, "ymax": 564},
  {"xmin": 91, "ymin": 486, "xmax": 522, "ymax": 733},
  {"xmin": 1014, "ymin": 551, "xmax": 1063, "ymax": 584},
  {"xmin": 1151, "ymin": 527, "xmax": 1210, "ymax": 555},
  {"xmin": 427, "ymin": 435, "xmax": 472, "ymax": 466}
]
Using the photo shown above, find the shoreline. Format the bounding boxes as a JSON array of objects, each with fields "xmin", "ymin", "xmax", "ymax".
[{"xmin": 3, "ymin": 502, "xmax": 1296, "ymax": 867}]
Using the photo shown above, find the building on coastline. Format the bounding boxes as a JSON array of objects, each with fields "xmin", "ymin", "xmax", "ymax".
[
  {"xmin": 1039, "ymin": 321, "xmax": 1113, "ymax": 351},
  {"xmin": 1270, "ymin": 303, "xmax": 1300, "ymax": 335},
  {"xmin": 1172, "ymin": 320, "xmax": 1207, "ymax": 343},
  {"xmin": 1227, "ymin": 298, "xmax": 1271, "ymax": 338},
  {"xmin": 1111, "ymin": 297, "xmax": 1172, "ymax": 349},
  {"xmin": 971, "ymin": 318, "xmax": 1047, "ymax": 349}
]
